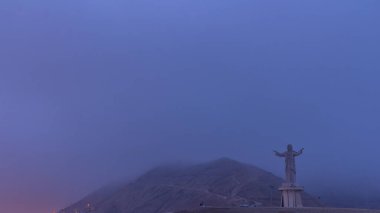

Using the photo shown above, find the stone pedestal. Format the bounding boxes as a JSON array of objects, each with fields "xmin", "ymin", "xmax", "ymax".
[{"xmin": 278, "ymin": 184, "xmax": 304, "ymax": 208}]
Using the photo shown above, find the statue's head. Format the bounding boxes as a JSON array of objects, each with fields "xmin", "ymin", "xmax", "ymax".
[{"xmin": 287, "ymin": 144, "xmax": 293, "ymax": 151}]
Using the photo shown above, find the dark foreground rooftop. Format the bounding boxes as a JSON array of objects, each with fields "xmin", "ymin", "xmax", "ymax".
[{"xmin": 177, "ymin": 207, "xmax": 380, "ymax": 213}]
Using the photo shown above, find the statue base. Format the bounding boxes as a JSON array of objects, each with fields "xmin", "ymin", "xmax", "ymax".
[{"xmin": 278, "ymin": 184, "xmax": 304, "ymax": 208}]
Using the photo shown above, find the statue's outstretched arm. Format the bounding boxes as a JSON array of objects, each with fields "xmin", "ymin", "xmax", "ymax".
[
  {"xmin": 294, "ymin": 148, "xmax": 304, "ymax": 156},
  {"xmin": 274, "ymin": 150, "xmax": 285, "ymax": 157}
]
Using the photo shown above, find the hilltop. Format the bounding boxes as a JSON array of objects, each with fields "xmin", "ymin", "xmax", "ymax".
[{"xmin": 60, "ymin": 158, "xmax": 321, "ymax": 213}]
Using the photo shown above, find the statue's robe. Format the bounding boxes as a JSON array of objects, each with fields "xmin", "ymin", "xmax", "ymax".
[{"xmin": 276, "ymin": 150, "xmax": 302, "ymax": 184}]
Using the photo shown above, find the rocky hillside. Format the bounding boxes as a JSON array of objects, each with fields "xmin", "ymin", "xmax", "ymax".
[{"xmin": 60, "ymin": 158, "xmax": 321, "ymax": 213}]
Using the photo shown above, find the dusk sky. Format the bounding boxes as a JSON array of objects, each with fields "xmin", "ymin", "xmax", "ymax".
[{"xmin": 1, "ymin": 1, "xmax": 380, "ymax": 212}]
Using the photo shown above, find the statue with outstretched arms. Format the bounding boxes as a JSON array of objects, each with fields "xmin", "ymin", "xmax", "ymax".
[{"xmin": 274, "ymin": 144, "xmax": 304, "ymax": 185}]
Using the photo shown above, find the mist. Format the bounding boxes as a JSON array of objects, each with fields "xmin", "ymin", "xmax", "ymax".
[{"xmin": 1, "ymin": 0, "xmax": 380, "ymax": 212}]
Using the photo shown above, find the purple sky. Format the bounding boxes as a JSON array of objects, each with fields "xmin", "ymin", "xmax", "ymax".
[{"xmin": 1, "ymin": 0, "xmax": 380, "ymax": 212}]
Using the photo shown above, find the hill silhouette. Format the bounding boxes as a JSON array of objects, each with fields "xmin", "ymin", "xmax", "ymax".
[{"xmin": 60, "ymin": 158, "xmax": 321, "ymax": 213}]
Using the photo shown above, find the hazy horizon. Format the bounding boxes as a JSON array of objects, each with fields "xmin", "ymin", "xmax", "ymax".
[{"xmin": 1, "ymin": 0, "xmax": 380, "ymax": 212}]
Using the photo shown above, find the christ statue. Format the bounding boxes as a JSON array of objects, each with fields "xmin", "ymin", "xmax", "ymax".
[{"xmin": 274, "ymin": 144, "xmax": 304, "ymax": 185}]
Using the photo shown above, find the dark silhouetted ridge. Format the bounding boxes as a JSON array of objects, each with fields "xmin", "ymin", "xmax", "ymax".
[{"xmin": 60, "ymin": 158, "xmax": 321, "ymax": 213}]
